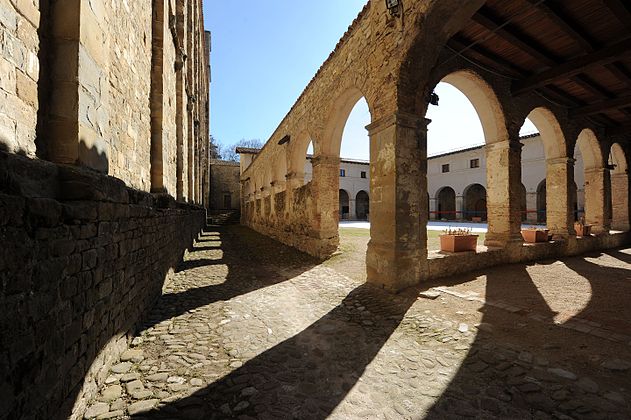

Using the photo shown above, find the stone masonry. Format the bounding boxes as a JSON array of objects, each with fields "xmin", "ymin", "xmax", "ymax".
[{"xmin": 0, "ymin": 0, "xmax": 210, "ymax": 418}]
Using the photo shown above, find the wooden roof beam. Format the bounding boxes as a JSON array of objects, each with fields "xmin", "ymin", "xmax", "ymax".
[
  {"xmin": 512, "ymin": 38, "xmax": 631, "ymax": 96},
  {"xmin": 448, "ymin": 36, "xmax": 527, "ymax": 78},
  {"xmin": 526, "ymin": 0, "xmax": 595, "ymax": 52},
  {"xmin": 607, "ymin": 123, "xmax": 631, "ymax": 137},
  {"xmin": 471, "ymin": 8, "xmax": 557, "ymax": 67},
  {"xmin": 603, "ymin": 0, "xmax": 631, "ymax": 29},
  {"xmin": 570, "ymin": 94, "xmax": 631, "ymax": 118},
  {"xmin": 606, "ymin": 62, "xmax": 631, "ymax": 89}
]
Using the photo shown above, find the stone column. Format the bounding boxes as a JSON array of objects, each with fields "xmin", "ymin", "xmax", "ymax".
[
  {"xmin": 311, "ymin": 155, "xmax": 340, "ymax": 252},
  {"xmin": 546, "ymin": 157, "xmax": 575, "ymax": 239},
  {"xmin": 611, "ymin": 173, "xmax": 629, "ymax": 231},
  {"xmin": 366, "ymin": 113, "xmax": 428, "ymax": 292},
  {"xmin": 285, "ymin": 171, "xmax": 304, "ymax": 215},
  {"xmin": 584, "ymin": 168, "xmax": 610, "ymax": 234},
  {"xmin": 349, "ymin": 199, "xmax": 357, "ymax": 221},
  {"xmin": 526, "ymin": 192, "xmax": 538, "ymax": 223},
  {"xmin": 485, "ymin": 140, "xmax": 523, "ymax": 247},
  {"xmin": 455, "ymin": 195, "xmax": 464, "ymax": 221},
  {"xmin": 429, "ymin": 198, "xmax": 437, "ymax": 220}
]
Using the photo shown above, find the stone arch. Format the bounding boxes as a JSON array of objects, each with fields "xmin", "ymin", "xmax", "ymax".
[
  {"xmin": 288, "ymin": 130, "xmax": 314, "ymax": 183},
  {"xmin": 320, "ymin": 86, "xmax": 374, "ymax": 157},
  {"xmin": 575, "ymin": 129, "xmax": 607, "ymax": 232},
  {"xmin": 525, "ymin": 108, "xmax": 566, "ymax": 160},
  {"xmin": 355, "ymin": 190, "xmax": 369, "ymax": 220},
  {"xmin": 435, "ymin": 186, "xmax": 456, "ymax": 221},
  {"xmin": 339, "ymin": 189, "xmax": 350, "ymax": 220},
  {"xmin": 609, "ymin": 143, "xmax": 629, "ymax": 231},
  {"xmin": 463, "ymin": 183, "xmax": 487, "ymax": 221},
  {"xmin": 576, "ymin": 129, "xmax": 604, "ymax": 171},
  {"xmin": 434, "ymin": 70, "xmax": 509, "ymax": 145}
]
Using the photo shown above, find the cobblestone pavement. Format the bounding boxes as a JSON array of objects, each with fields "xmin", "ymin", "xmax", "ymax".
[{"xmin": 84, "ymin": 226, "xmax": 631, "ymax": 419}]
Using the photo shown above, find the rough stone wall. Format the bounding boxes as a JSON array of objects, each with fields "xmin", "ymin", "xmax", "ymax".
[
  {"xmin": 106, "ymin": 0, "xmax": 153, "ymax": 191},
  {"xmin": 0, "ymin": 0, "xmax": 40, "ymax": 156},
  {"xmin": 209, "ymin": 159, "xmax": 240, "ymax": 211},
  {"xmin": 0, "ymin": 151, "xmax": 206, "ymax": 420},
  {"xmin": 1, "ymin": 0, "xmax": 209, "ymax": 204}
]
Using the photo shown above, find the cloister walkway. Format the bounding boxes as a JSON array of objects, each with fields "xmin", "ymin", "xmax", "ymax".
[{"xmin": 83, "ymin": 225, "xmax": 631, "ymax": 419}]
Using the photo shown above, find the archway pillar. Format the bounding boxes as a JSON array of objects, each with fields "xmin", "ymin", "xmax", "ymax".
[
  {"xmin": 526, "ymin": 192, "xmax": 537, "ymax": 223},
  {"xmin": 349, "ymin": 199, "xmax": 357, "ymax": 221},
  {"xmin": 285, "ymin": 171, "xmax": 304, "ymax": 215},
  {"xmin": 584, "ymin": 168, "xmax": 610, "ymax": 234},
  {"xmin": 366, "ymin": 112, "xmax": 428, "ymax": 292},
  {"xmin": 311, "ymin": 155, "xmax": 340, "ymax": 245},
  {"xmin": 429, "ymin": 198, "xmax": 437, "ymax": 220},
  {"xmin": 546, "ymin": 157, "xmax": 575, "ymax": 239},
  {"xmin": 484, "ymin": 140, "xmax": 523, "ymax": 247},
  {"xmin": 456, "ymin": 195, "xmax": 464, "ymax": 221},
  {"xmin": 611, "ymin": 173, "xmax": 629, "ymax": 231}
]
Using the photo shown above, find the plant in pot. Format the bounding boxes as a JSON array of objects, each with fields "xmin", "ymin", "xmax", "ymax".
[
  {"xmin": 521, "ymin": 227, "xmax": 549, "ymax": 243},
  {"xmin": 574, "ymin": 216, "xmax": 592, "ymax": 237},
  {"xmin": 440, "ymin": 227, "xmax": 479, "ymax": 252}
]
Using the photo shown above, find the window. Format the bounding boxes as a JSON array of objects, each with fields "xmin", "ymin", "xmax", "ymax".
[
  {"xmin": 441, "ymin": 164, "xmax": 450, "ymax": 173},
  {"xmin": 470, "ymin": 158, "xmax": 480, "ymax": 169},
  {"xmin": 340, "ymin": 169, "xmax": 346, "ymax": 177},
  {"xmin": 360, "ymin": 171, "xmax": 366, "ymax": 179}
]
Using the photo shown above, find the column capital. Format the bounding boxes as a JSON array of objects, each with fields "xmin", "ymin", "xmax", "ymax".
[
  {"xmin": 366, "ymin": 112, "xmax": 430, "ymax": 135},
  {"xmin": 485, "ymin": 139, "xmax": 520, "ymax": 153}
]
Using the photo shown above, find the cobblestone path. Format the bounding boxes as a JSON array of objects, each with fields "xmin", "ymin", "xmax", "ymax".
[{"xmin": 84, "ymin": 226, "xmax": 631, "ymax": 419}]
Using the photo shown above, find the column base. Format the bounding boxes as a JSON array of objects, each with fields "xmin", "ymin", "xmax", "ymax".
[{"xmin": 366, "ymin": 240, "xmax": 427, "ymax": 292}]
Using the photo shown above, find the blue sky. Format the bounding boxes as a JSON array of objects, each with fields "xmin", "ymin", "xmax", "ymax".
[{"xmin": 204, "ymin": 1, "xmax": 537, "ymax": 160}]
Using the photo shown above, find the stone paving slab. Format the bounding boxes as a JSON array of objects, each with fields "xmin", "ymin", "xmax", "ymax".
[{"xmin": 83, "ymin": 226, "xmax": 631, "ymax": 419}]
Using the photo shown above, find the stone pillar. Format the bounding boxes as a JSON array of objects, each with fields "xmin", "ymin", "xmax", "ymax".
[
  {"xmin": 285, "ymin": 171, "xmax": 304, "ymax": 215},
  {"xmin": 584, "ymin": 168, "xmax": 610, "ymax": 234},
  {"xmin": 429, "ymin": 198, "xmax": 437, "ymax": 220},
  {"xmin": 546, "ymin": 157, "xmax": 575, "ymax": 239},
  {"xmin": 150, "ymin": 0, "xmax": 166, "ymax": 193},
  {"xmin": 526, "ymin": 192, "xmax": 537, "ymax": 223},
  {"xmin": 349, "ymin": 199, "xmax": 357, "ymax": 221},
  {"xmin": 311, "ymin": 155, "xmax": 340, "ymax": 249},
  {"xmin": 485, "ymin": 140, "xmax": 523, "ymax": 247},
  {"xmin": 455, "ymin": 195, "xmax": 464, "ymax": 221},
  {"xmin": 366, "ymin": 113, "xmax": 428, "ymax": 292},
  {"xmin": 611, "ymin": 173, "xmax": 629, "ymax": 231}
]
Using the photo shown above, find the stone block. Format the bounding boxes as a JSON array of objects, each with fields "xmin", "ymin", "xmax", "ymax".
[
  {"xmin": 16, "ymin": 70, "xmax": 37, "ymax": 107},
  {"xmin": 26, "ymin": 197, "xmax": 62, "ymax": 227}
]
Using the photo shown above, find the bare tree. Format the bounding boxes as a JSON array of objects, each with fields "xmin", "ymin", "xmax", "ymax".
[{"xmin": 221, "ymin": 138, "xmax": 263, "ymax": 162}]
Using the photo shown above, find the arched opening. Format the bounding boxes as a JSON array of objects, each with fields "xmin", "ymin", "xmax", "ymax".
[
  {"xmin": 536, "ymin": 179, "xmax": 546, "ymax": 224},
  {"xmin": 304, "ymin": 140, "xmax": 314, "ymax": 185},
  {"xmin": 575, "ymin": 129, "xmax": 606, "ymax": 232},
  {"xmin": 435, "ymin": 187, "xmax": 456, "ymax": 221},
  {"xmin": 355, "ymin": 190, "xmax": 369, "ymax": 220},
  {"xmin": 339, "ymin": 189, "xmax": 350, "ymax": 220},
  {"xmin": 463, "ymin": 184, "xmax": 487, "ymax": 221},
  {"xmin": 609, "ymin": 143, "xmax": 629, "ymax": 231}
]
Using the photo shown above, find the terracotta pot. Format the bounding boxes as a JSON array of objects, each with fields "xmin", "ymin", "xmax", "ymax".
[
  {"xmin": 440, "ymin": 234, "xmax": 478, "ymax": 252},
  {"xmin": 521, "ymin": 229, "xmax": 549, "ymax": 243},
  {"xmin": 574, "ymin": 223, "xmax": 592, "ymax": 237}
]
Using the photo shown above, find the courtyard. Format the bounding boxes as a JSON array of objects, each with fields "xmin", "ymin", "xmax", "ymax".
[{"xmin": 83, "ymin": 225, "xmax": 631, "ymax": 419}]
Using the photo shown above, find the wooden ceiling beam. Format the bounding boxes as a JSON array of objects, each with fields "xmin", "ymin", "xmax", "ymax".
[
  {"xmin": 448, "ymin": 36, "xmax": 527, "ymax": 78},
  {"xmin": 512, "ymin": 38, "xmax": 631, "ymax": 96},
  {"xmin": 606, "ymin": 62, "xmax": 631, "ymax": 89},
  {"xmin": 607, "ymin": 123, "xmax": 631, "ymax": 137},
  {"xmin": 570, "ymin": 94, "xmax": 631, "ymax": 118},
  {"xmin": 472, "ymin": 8, "xmax": 557, "ymax": 67},
  {"xmin": 571, "ymin": 74, "xmax": 614, "ymax": 99},
  {"xmin": 526, "ymin": 0, "xmax": 595, "ymax": 52},
  {"xmin": 603, "ymin": 0, "xmax": 631, "ymax": 29}
]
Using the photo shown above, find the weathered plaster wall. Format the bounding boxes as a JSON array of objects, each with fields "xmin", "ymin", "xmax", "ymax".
[{"xmin": 209, "ymin": 159, "xmax": 240, "ymax": 211}]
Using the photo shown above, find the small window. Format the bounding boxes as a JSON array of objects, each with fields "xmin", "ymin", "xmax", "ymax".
[
  {"xmin": 470, "ymin": 158, "xmax": 480, "ymax": 169},
  {"xmin": 441, "ymin": 164, "xmax": 450, "ymax": 173},
  {"xmin": 360, "ymin": 171, "xmax": 366, "ymax": 179},
  {"xmin": 340, "ymin": 169, "xmax": 346, "ymax": 177}
]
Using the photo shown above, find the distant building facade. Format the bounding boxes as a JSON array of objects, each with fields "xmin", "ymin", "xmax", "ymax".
[
  {"xmin": 238, "ymin": 133, "xmax": 593, "ymax": 223},
  {"xmin": 210, "ymin": 159, "xmax": 241, "ymax": 211}
]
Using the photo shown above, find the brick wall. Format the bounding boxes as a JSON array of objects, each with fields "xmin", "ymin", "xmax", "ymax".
[{"xmin": 0, "ymin": 151, "xmax": 206, "ymax": 419}]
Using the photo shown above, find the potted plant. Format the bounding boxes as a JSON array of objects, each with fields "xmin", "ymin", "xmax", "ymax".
[
  {"xmin": 440, "ymin": 227, "xmax": 479, "ymax": 252},
  {"xmin": 574, "ymin": 217, "xmax": 592, "ymax": 237},
  {"xmin": 521, "ymin": 227, "xmax": 549, "ymax": 243}
]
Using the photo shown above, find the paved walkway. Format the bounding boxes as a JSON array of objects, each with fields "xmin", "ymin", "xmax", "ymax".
[{"xmin": 83, "ymin": 225, "xmax": 631, "ymax": 419}]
